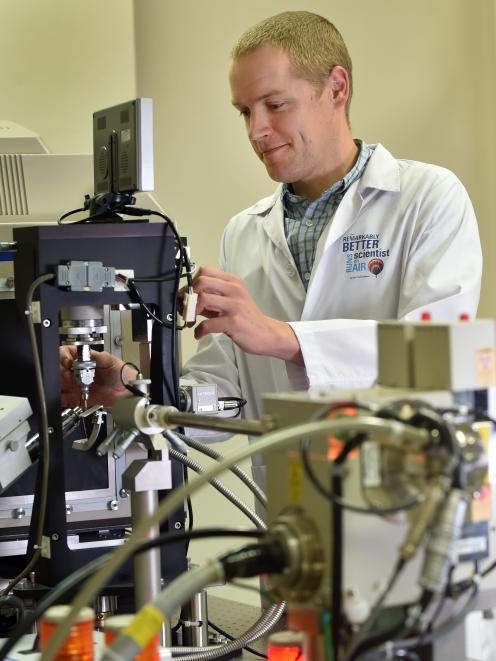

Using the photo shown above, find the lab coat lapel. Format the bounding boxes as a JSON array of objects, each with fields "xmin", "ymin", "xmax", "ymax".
[{"xmin": 260, "ymin": 191, "xmax": 294, "ymax": 260}]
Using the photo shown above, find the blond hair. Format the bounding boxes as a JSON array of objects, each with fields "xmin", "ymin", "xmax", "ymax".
[{"xmin": 231, "ymin": 11, "xmax": 353, "ymax": 121}]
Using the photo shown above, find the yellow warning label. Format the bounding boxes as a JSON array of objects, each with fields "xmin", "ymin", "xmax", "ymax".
[{"xmin": 288, "ymin": 458, "xmax": 304, "ymax": 503}]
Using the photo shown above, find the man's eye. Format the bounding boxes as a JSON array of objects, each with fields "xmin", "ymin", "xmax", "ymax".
[
  {"xmin": 238, "ymin": 109, "xmax": 249, "ymax": 118},
  {"xmin": 268, "ymin": 102, "xmax": 285, "ymax": 110}
]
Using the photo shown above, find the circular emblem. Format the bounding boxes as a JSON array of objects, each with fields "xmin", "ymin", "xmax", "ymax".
[{"xmin": 368, "ymin": 258, "xmax": 384, "ymax": 276}]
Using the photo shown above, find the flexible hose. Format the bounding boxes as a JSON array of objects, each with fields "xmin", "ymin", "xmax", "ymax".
[
  {"xmin": 168, "ymin": 448, "xmax": 265, "ymax": 530},
  {"xmin": 174, "ymin": 431, "xmax": 267, "ymax": 508},
  {"xmin": 171, "ymin": 602, "xmax": 286, "ymax": 660}
]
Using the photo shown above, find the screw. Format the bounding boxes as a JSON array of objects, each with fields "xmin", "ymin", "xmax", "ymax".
[
  {"xmin": 48, "ymin": 427, "xmax": 54, "ymax": 434},
  {"xmin": 107, "ymin": 500, "xmax": 119, "ymax": 511},
  {"xmin": 7, "ymin": 441, "xmax": 19, "ymax": 452},
  {"xmin": 119, "ymin": 489, "xmax": 129, "ymax": 499},
  {"xmin": 174, "ymin": 521, "xmax": 182, "ymax": 530},
  {"xmin": 114, "ymin": 335, "xmax": 123, "ymax": 347},
  {"xmin": 42, "ymin": 319, "xmax": 51, "ymax": 328},
  {"xmin": 51, "ymin": 533, "xmax": 60, "ymax": 541},
  {"xmin": 66, "ymin": 504, "xmax": 73, "ymax": 514},
  {"xmin": 13, "ymin": 508, "xmax": 25, "ymax": 519}
]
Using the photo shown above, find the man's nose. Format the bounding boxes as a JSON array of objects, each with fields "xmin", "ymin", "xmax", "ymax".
[{"xmin": 247, "ymin": 110, "xmax": 271, "ymax": 142}]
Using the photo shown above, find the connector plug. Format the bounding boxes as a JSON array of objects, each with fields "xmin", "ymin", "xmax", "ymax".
[{"xmin": 183, "ymin": 291, "xmax": 198, "ymax": 324}]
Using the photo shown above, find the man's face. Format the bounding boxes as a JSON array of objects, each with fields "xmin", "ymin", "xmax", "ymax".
[{"xmin": 229, "ymin": 43, "xmax": 341, "ymax": 198}]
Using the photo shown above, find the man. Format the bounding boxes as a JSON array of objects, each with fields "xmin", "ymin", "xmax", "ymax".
[
  {"xmin": 62, "ymin": 11, "xmax": 482, "ymax": 418},
  {"xmin": 178, "ymin": 11, "xmax": 481, "ymax": 420}
]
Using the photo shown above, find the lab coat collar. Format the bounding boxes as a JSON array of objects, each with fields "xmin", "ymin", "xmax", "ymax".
[
  {"xmin": 357, "ymin": 143, "xmax": 400, "ymax": 196},
  {"xmin": 322, "ymin": 144, "xmax": 400, "ymax": 250}
]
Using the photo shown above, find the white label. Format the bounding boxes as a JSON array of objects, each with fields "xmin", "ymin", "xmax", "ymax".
[
  {"xmin": 361, "ymin": 441, "xmax": 381, "ymax": 487},
  {"xmin": 454, "ymin": 536, "xmax": 487, "ymax": 557},
  {"xmin": 198, "ymin": 404, "xmax": 215, "ymax": 413}
]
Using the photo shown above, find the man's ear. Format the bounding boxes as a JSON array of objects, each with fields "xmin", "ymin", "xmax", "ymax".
[{"xmin": 327, "ymin": 65, "xmax": 350, "ymax": 108}]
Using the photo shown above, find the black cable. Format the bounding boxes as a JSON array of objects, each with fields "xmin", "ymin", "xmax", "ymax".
[
  {"xmin": 136, "ymin": 212, "xmax": 191, "ymax": 407},
  {"xmin": 126, "ymin": 279, "xmax": 175, "ymax": 329},
  {"xmin": 119, "ymin": 214, "xmax": 186, "ymax": 406},
  {"xmin": 147, "ymin": 210, "xmax": 193, "ymax": 288},
  {"xmin": 0, "ymin": 527, "xmax": 263, "ymax": 661},
  {"xmin": 116, "ymin": 207, "xmax": 192, "ymax": 408},
  {"xmin": 57, "ymin": 207, "xmax": 86, "ymax": 224},
  {"xmin": 423, "ymin": 567, "xmax": 455, "ymax": 636},
  {"xmin": 356, "ymin": 582, "xmax": 479, "ymax": 660},
  {"xmin": 118, "ymin": 361, "xmax": 148, "ymax": 398},
  {"xmin": 300, "ymin": 439, "xmax": 420, "ymax": 515},
  {"xmin": 130, "ymin": 269, "xmax": 177, "ymax": 283},
  {"xmin": 331, "ymin": 435, "xmax": 364, "ymax": 659},
  {"xmin": 169, "ymin": 226, "xmax": 184, "ymax": 405},
  {"xmin": 207, "ymin": 619, "xmax": 267, "ymax": 659},
  {"xmin": 387, "ymin": 582, "xmax": 479, "ymax": 655},
  {"xmin": 436, "ymin": 406, "xmax": 496, "ymax": 427},
  {"xmin": 119, "ymin": 362, "xmax": 141, "ymax": 384},
  {"xmin": 345, "ymin": 559, "xmax": 406, "ymax": 661},
  {"xmin": 345, "ymin": 618, "xmax": 408, "ymax": 661}
]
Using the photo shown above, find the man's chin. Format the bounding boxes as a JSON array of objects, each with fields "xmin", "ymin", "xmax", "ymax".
[{"xmin": 263, "ymin": 165, "xmax": 294, "ymax": 184}]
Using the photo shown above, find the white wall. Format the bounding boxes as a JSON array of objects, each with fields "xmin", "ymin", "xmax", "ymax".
[{"xmin": 0, "ymin": 0, "xmax": 136, "ymax": 153}]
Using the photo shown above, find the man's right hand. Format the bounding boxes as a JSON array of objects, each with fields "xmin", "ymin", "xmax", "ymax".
[{"xmin": 60, "ymin": 346, "xmax": 133, "ymax": 408}]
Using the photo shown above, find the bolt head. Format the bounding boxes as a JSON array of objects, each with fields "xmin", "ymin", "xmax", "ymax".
[
  {"xmin": 174, "ymin": 521, "xmax": 182, "ymax": 530},
  {"xmin": 107, "ymin": 500, "xmax": 119, "ymax": 511},
  {"xmin": 42, "ymin": 319, "xmax": 51, "ymax": 328},
  {"xmin": 51, "ymin": 533, "xmax": 60, "ymax": 541}
]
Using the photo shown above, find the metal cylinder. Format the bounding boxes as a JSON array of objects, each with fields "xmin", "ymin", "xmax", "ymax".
[
  {"xmin": 181, "ymin": 590, "xmax": 209, "ymax": 648},
  {"xmin": 131, "ymin": 490, "xmax": 170, "ymax": 646},
  {"xmin": 419, "ymin": 489, "xmax": 468, "ymax": 593}
]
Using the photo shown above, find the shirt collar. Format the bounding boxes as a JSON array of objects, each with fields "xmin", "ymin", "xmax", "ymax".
[
  {"xmin": 282, "ymin": 140, "xmax": 373, "ymax": 210},
  {"xmin": 245, "ymin": 142, "xmax": 400, "ymax": 216}
]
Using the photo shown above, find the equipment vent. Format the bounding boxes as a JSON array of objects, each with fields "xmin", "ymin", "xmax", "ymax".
[
  {"xmin": 120, "ymin": 148, "xmax": 129, "ymax": 174},
  {"xmin": 0, "ymin": 155, "xmax": 29, "ymax": 216}
]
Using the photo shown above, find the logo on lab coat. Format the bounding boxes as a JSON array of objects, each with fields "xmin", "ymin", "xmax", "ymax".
[{"xmin": 342, "ymin": 233, "xmax": 389, "ymax": 278}]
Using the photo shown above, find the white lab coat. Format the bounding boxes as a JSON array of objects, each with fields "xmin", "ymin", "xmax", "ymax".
[{"xmin": 182, "ymin": 144, "xmax": 482, "ymax": 426}]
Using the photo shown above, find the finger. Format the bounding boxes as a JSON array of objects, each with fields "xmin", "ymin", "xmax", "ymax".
[
  {"xmin": 195, "ymin": 292, "xmax": 235, "ymax": 317},
  {"xmin": 89, "ymin": 350, "xmax": 123, "ymax": 371},
  {"xmin": 193, "ymin": 275, "xmax": 242, "ymax": 298},
  {"xmin": 195, "ymin": 266, "xmax": 235, "ymax": 282},
  {"xmin": 194, "ymin": 316, "xmax": 234, "ymax": 340},
  {"xmin": 59, "ymin": 345, "xmax": 77, "ymax": 368}
]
